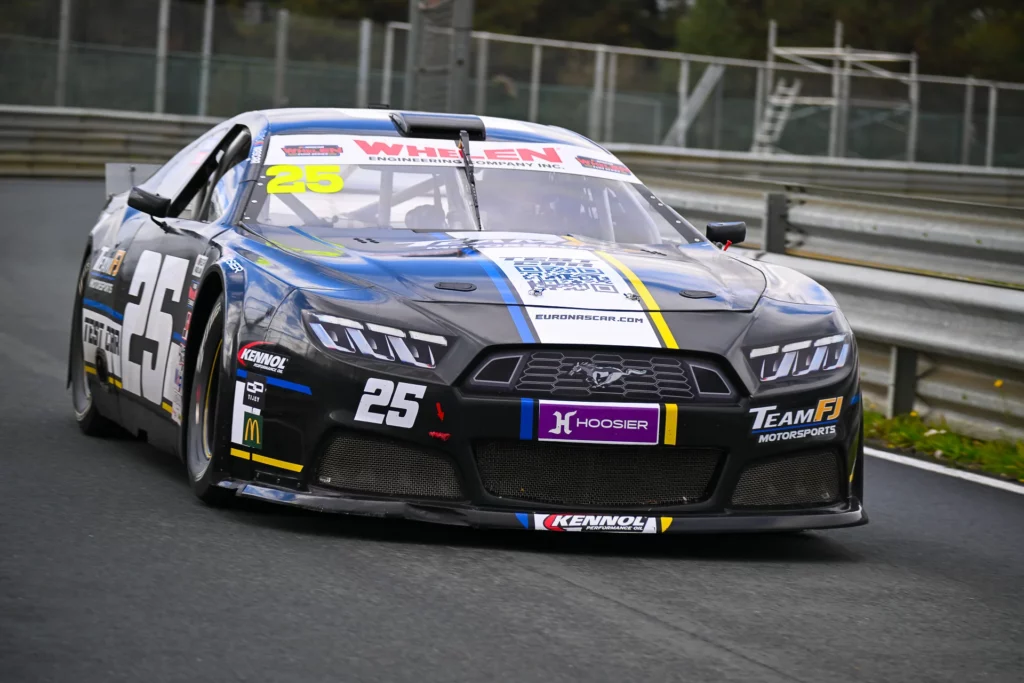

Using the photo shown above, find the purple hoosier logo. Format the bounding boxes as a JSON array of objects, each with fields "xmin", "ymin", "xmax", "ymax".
[{"xmin": 537, "ymin": 401, "xmax": 660, "ymax": 445}]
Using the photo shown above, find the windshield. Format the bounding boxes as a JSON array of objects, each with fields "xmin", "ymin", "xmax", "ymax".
[{"xmin": 247, "ymin": 134, "xmax": 704, "ymax": 245}]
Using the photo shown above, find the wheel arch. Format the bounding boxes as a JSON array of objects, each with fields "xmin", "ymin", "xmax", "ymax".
[
  {"xmin": 179, "ymin": 269, "xmax": 225, "ymax": 460},
  {"xmin": 67, "ymin": 240, "xmax": 95, "ymax": 389}
]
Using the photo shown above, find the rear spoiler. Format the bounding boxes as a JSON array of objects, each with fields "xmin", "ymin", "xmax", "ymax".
[{"xmin": 105, "ymin": 162, "xmax": 161, "ymax": 200}]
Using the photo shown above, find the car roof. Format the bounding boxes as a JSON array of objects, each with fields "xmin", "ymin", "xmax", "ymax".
[{"xmin": 238, "ymin": 108, "xmax": 604, "ymax": 149}]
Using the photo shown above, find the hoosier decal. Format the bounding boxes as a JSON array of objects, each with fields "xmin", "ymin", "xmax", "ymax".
[{"xmin": 538, "ymin": 400, "xmax": 660, "ymax": 445}]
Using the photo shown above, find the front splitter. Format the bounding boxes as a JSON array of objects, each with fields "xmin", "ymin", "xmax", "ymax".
[{"xmin": 219, "ymin": 480, "xmax": 867, "ymax": 533}]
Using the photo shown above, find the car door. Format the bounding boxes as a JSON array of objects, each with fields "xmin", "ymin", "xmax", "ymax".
[{"xmin": 112, "ymin": 124, "xmax": 253, "ymax": 445}]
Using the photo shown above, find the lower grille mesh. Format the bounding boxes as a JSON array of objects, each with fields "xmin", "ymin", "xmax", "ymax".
[
  {"xmin": 475, "ymin": 441, "xmax": 721, "ymax": 507},
  {"xmin": 317, "ymin": 433, "xmax": 464, "ymax": 500},
  {"xmin": 731, "ymin": 450, "xmax": 841, "ymax": 508}
]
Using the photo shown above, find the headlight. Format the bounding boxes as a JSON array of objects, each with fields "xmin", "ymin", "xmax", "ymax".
[
  {"xmin": 748, "ymin": 333, "xmax": 850, "ymax": 383},
  {"xmin": 306, "ymin": 313, "xmax": 449, "ymax": 369}
]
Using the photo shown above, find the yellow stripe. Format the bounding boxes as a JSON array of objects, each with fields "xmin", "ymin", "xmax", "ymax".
[
  {"xmin": 664, "ymin": 403, "xmax": 678, "ymax": 445},
  {"xmin": 229, "ymin": 447, "xmax": 251, "ymax": 461},
  {"xmin": 161, "ymin": 401, "xmax": 173, "ymax": 414},
  {"xmin": 660, "ymin": 517, "xmax": 673, "ymax": 533},
  {"xmin": 114, "ymin": 378, "xmax": 122, "ymax": 389},
  {"xmin": 84, "ymin": 365, "xmax": 97, "ymax": 375},
  {"xmin": 252, "ymin": 454, "xmax": 304, "ymax": 473},
  {"xmin": 595, "ymin": 251, "xmax": 678, "ymax": 349}
]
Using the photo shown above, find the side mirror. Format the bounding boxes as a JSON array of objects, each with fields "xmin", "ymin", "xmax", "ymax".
[
  {"xmin": 127, "ymin": 186, "xmax": 171, "ymax": 218},
  {"xmin": 706, "ymin": 221, "xmax": 746, "ymax": 246}
]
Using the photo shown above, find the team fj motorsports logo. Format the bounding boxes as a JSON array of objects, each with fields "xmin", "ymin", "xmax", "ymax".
[
  {"xmin": 569, "ymin": 362, "xmax": 646, "ymax": 388},
  {"xmin": 748, "ymin": 397, "xmax": 843, "ymax": 443},
  {"xmin": 237, "ymin": 342, "xmax": 288, "ymax": 375}
]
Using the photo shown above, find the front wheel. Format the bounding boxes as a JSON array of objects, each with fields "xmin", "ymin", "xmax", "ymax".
[{"xmin": 184, "ymin": 299, "xmax": 234, "ymax": 505}]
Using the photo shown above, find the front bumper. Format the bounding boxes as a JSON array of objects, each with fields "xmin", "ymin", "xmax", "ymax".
[{"xmin": 219, "ymin": 480, "xmax": 867, "ymax": 533}]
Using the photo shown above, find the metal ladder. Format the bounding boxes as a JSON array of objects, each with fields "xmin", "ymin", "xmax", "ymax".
[{"xmin": 751, "ymin": 79, "xmax": 802, "ymax": 153}]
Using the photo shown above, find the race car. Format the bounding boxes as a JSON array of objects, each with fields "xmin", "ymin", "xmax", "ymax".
[{"xmin": 69, "ymin": 108, "xmax": 866, "ymax": 534}]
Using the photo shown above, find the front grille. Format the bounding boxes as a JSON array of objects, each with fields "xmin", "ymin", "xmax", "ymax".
[
  {"xmin": 730, "ymin": 450, "xmax": 842, "ymax": 508},
  {"xmin": 317, "ymin": 433, "xmax": 464, "ymax": 500},
  {"xmin": 475, "ymin": 441, "xmax": 722, "ymax": 507},
  {"xmin": 515, "ymin": 350, "xmax": 697, "ymax": 401}
]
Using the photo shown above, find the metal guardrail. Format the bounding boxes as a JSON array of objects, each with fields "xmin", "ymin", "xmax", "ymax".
[
  {"xmin": 609, "ymin": 144, "xmax": 1024, "ymax": 206},
  {"xmin": 1, "ymin": 105, "xmax": 1021, "ymax": 439},
  {"xmin": 646, "ymin": 173, "xmax": 1024, "ymax": 287}
]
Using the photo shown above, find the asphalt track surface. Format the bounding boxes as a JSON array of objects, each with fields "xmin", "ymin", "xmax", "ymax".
[{"xmin": 1, "ymin": 178, "xmax": 1022, "ymax": 683}]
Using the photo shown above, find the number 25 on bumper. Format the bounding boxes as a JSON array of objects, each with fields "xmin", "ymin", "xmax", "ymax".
[{"xmin": 354, "ymin": 378, "xmax": 425, "ymax": 428}]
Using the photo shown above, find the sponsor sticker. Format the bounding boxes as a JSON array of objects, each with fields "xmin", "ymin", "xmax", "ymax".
[
  {"xmin": 87, "ymin": 278, "xmax": 113, "ymax": 294},
  {"xmin": 237, "ymin": 342, "xmax": 288, "ymax": 375},
  {"xmin": 192, "ymin": 254, "xmax": 208, "ymax": 277},
  {"xmin": 242, "ymin": 413, "xmax": 263, "ymax": 449},
  {"xmin": 187, "ymin": 280, "xmax": 198, "ymax": 307},
  {"xmin": 242, "ymin": 373, "xmax": 267, "ymax": 410},
  {"xmin": 575, "ymin": 155, "xmax": 631, "ymax": 175},
  {"xmin": 538, "ymin": 400, "xmax": 660, "ymax": 445},
  {"xmin": 749, "ymin": 397, "xmax": 843, "ymax": 444},
  {"xmin": 281, "ymin": 144, "xmax": 343, "ymax": 157},
  {"xmin": 532, "ymin": 514, "xmax": 671, "ymax": 533},
  {"xmin": 92, "ymin": 247, "xmax": 126, "ymax": 277}
]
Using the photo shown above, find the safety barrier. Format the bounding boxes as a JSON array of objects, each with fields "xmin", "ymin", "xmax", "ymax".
[{"xmin": 1, "ymin": 105, "xmax": 1021, "ymax": 439}]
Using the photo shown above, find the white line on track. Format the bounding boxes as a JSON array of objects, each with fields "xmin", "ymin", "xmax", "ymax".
[{"xmin": 866, "ymin": 446, "xmax": 1024, "ymax": 495}]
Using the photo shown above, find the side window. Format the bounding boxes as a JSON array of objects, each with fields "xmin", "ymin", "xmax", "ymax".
[
  {"xmin": 204, "ymin": 162, "xmax": 247, "ymax": 223},
  {"xmin": 143, "ymin": 122, "xmax": 233, "ymax": 201}
]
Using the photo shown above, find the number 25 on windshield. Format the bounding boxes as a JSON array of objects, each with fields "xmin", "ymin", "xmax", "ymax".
[{"xmin": 265, "ymin": 165, "xmax": 344, "ymax": 194}]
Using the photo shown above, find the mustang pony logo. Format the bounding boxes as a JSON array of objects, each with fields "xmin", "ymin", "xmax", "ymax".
[{"xmin": 569, "ymin": 362, "xmax": 646, "ymax": 388}]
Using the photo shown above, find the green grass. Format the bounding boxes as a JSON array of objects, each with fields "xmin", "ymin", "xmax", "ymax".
[{"xmin": 864, "ymin": 410, "xmax": 1024, "ymax": 483}]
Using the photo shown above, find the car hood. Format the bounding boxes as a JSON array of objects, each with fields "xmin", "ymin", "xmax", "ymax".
[{"xmin": 259, "ymin": 228, "xmax": 766, "ymax": 312}]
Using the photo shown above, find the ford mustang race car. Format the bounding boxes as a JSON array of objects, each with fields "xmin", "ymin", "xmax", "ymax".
[{"xmin": 69, "ymin": 108, "xmax": 866, "ymax": 533}]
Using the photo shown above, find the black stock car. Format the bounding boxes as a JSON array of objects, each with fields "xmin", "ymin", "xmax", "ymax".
[{"xmin": 69, "ymin": 108, "xmax": 866, "ymax": 534}]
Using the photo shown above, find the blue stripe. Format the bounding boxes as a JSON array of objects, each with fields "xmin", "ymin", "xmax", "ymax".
[
  {"xmin": 172, "ymin": 332, "xmax": 184, "ymax": 344},
  {"xmin": 90, "ymin": 272, "xmax": 115, "ymax": 281},
  {"xmin": 752, "ymin": 418, "xmax": 839, "ymax": 434},
  {"xmin": 236, "ymin": 368, "xmax": 312, "ymax": 395},
  {"xmin": 476, "ymin": 256, "xmax": 536, "ymax": 343},
  {"xmin": 515, "ymin": 512, "xmax": 530, "ymax": 529},
  {"xmin": 82, "ymin": 298, "xmax": 123, "ymax": 321},
  {"xmin": 851, "ymin": 393, "xmax": 860, "ymax": 406},
  {"xmin": 520, "ymin": 398, "xmax": 534, "ymax": 440}
]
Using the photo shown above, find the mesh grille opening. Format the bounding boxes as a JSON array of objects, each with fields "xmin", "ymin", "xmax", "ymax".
[
  {"xmin": 317, "ymin": 433, "xmax": 464, "ymax": 500},
  {"xmin": 731, "ymin": 450, "xmax": 842, "ymax": 508},
  {"xmin": 475, "ymin": 441, "xmax": 722, "ymax": 507}
]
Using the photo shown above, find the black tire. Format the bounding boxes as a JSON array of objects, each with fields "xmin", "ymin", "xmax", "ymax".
[
  {"xmin": 184, "ymin": 299, "xmax": 235, "ymax": 505},
  {"xmin": 70, "ymin": 256, "xmax": 119, "ymax": 436}
]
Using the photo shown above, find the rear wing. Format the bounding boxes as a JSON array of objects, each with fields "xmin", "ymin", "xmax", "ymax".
[{"xmin": 104, "ymin": 162, "xmax": 161, "ymax": 200}]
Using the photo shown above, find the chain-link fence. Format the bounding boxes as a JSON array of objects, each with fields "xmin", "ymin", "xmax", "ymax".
[{"xmin": 2, "ymin": 0, "xmax": 1023, "ymax": 167}]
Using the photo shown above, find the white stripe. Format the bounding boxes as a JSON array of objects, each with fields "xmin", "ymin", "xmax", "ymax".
[
  {"xmin": 473, "ymin": 245, "xmax": 662, "ymax": 347},
  {"xmin": 865, "ymin": 447, "xmax": 1024, "ymax": 495}
]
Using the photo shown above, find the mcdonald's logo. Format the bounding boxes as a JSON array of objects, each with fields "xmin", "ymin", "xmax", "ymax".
[{"xmin": 242, "ymin": 413, "xmax": 263, "ymax": 449}]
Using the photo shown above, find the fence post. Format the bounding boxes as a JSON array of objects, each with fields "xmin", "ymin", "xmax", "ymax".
[
  {"xmin": 381, "ymin": 24, "xmax": 395, "ymax": 105},
  {"xmin": 356, "ymin": 18, "xmax": 372, "ymax": 108},
  {"xmin": 528, "ymin": 43, "xmax": 542, "ymax": 122},
  {"xmin": 676, "ymin": 58, "xmax": 690, "ymax": 147},
  {"xmin": 447, "ymin": 0, "xmax": 473, "ymax": 112},
  {"xmin": 827, "ymin": 21, "xmax": 843, "ymax": 158},
  {"xmin": 154, "ymin": 0, "xmax": 170, "ymax": 113},
  {"xmin": 602, "ymin": 50, "xmax": 617, "ymax": 141},
  {"xmin": 55, "ymin": 0, "xmax": 71, "ymax": 107},
  {"xmin": 273, "ymin": 9, "xmax": 289, "ymax": 107},
  {"xmin": 985, "ymin": 85, "xmax": 998, "ymax": 168},
  {"xmin": 587, "ymin": 47, "xmax": 606, "ymax": 141},
  {"xmin": 762, "ymin": 192, "xmax": 788, "ymax": 253},
  {"xmin": 906, "ymin": 53, "xmax": 919, "ymax": 162},
  {"xmin": 402, "ymin": 0, "xmax": 421, "ymax": 108},
  {"xmin": 960, "ymin": 76, "xmax": 974, "ymax": 165},
  {"xmin": 197, "ymin": 0, "xmax": 215, "ymax": 116},
  {"xmin": 474, "ymin": 35, "xmax": 489, "ymax": 115},
  {"xmin": 886, "ymin": 346, "xmax": 918, "ymax": 417},
  {"xmin": 752, "ymin": 65, "xmax": 765, "ymax": 148}
]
